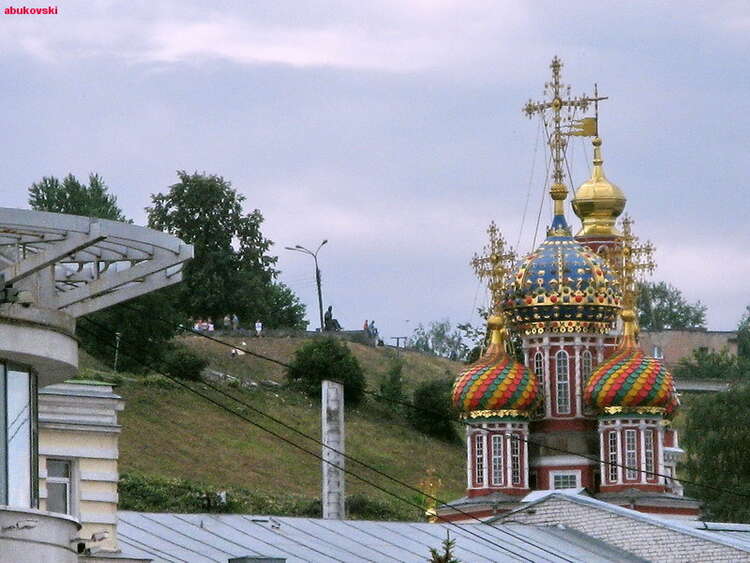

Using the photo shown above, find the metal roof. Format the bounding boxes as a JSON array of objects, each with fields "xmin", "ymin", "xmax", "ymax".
[{"xmin": 117, "ymin": 512, "xmax": 644, "ymax": 563}]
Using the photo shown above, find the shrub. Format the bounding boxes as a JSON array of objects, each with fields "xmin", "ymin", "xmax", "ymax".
[
  {"xmin": 161, "ymin": 345, "xmax": 208, "ymax": 381},
  {"xmin": 408, "ymin": 377, "xmax": 459, "ymax": 443},
  {"xmin": 378, "ymin": 358, "xmax": 406, "ymax": 412},
  {"xmin": 286, "ymin": 337, "xmax": 366, "ymax": 407}
]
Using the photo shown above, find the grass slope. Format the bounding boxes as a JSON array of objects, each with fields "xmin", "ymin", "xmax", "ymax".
[{"xmin": 89, "ymin": 336, "xmax": 468, "ymax": 519}]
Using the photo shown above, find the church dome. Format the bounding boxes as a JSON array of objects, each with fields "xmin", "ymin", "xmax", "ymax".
[
  {"xmin": 452, "ymin": 316, "xmax": 540, "ymax": 419},
  {"xmin": 502, "ymin": 231, "xmax": 621, "ymax": 335},
  {"xmin": 584, "ymin": 311, "xmax": 679, "ymax": 416},
  {"xmin": 572, "ymin": 137, "xmax": 626, "ymax": 237}
]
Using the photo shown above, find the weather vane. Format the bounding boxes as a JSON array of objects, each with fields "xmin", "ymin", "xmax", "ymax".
[
  {"xmin": 523, "ymin": 57, "xmax": 607, "ymax": 190},
  {"xmin": 471, "ymin": 221, "xmax": 517, "ymax": 315}
]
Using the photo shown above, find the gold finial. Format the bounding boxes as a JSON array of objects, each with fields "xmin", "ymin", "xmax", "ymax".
[
  {"xmin": 523, "ymin": 58, "xmax": 607, "ymax": 216},
  {"xmin": 471, "ymin": 222, "xmax": 516, "ymax": 315},
  {"xmin": 613, "ymin": 216, "xmax": 656, "ymax": 346}
]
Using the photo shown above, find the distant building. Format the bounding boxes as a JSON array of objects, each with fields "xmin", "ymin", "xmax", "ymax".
[{"xmin": 639, "ymin": 329, "xmax": 738, "ymax": 367}]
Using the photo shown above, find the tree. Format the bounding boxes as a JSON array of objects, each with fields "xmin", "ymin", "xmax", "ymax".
[
  {"xmin": 286, "ymin": 338, "xmax": 366, "ymax": 407},
  {"xmin": 147, "ymin": 171, "xmax": 306, "ymax": 328},
  {"xmin": 673, "ymin": 348, "xmax": 749, "ymax": 381},
  {"xmin": 410, "ymin": 320, "xmax": 467, "ymax": 360},
  {"xmin": 681, "ymin": 385, "xmax": 750, "ymax": 522},
  {"xmin": 637, "ymin": 281, "xmax": 707, "ymax": 331},
  {"xmin": 408, "ymin": 377, "xmax": 459, "ymax": 443},
  {"xmin": 27, "ymin": 173, "xmax": 182, "ymax": 372},
  {"xmin": 428, "ymin": 532, "xmax": 461, "ymax": 563},
  {"xmin": 29, "ymin": 173, "xmax": 127, "ymax": 221},
  {"xmin": 738, "ymin": 306, "xmax": 750, "ymax": 361}
]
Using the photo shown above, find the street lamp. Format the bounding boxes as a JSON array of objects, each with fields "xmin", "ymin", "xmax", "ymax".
[{"xmin": 285, "ymin": 239, "xmax": 328, "ymax": 332}]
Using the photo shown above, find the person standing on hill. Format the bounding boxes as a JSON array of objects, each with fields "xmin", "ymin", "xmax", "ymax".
[
  {"xmin": 255, "ymin": 319, "xmax": 263, "ymax": 337},
  {"xmin": 232, "ymin": 313, "xmax": 239, "ymax": 330}
]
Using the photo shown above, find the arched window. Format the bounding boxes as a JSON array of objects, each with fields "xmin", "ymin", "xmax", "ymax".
[
  {"xmin": 581, "ymin": 349, "xmax": 593, "ymax": 380},
  {"xmin": 555, "ymin": 350, "xmax": 570, "ymax": 414}
]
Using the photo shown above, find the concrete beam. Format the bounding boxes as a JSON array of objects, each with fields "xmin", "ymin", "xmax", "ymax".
[{"xmin": 0, "ymin": 224, "xmax": 106, "ymax": 284}]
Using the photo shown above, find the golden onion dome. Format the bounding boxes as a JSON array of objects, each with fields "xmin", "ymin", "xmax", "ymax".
[{"xmin": 572, "ymin": 137, "xmax": 626, "ymax": 238}]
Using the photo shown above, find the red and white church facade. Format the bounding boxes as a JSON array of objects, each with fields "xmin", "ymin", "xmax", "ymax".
[{"xmin": 439, "ymin": 60, "xmax": 700, "ymax": 522}]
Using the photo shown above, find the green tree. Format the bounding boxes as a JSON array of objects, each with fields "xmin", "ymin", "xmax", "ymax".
[
  {"xmin": 681, "ymin": 385, "xmax": 750, "ymax": 522},
  {"xmin": 147, "ymin": 171, "xmax": 306, "ymax": 328},
  {"xmin": 738, "ymin": 306, "xmax": 750, "ymax": 361},
  {"xmin": 637, "ymin": 281, "xmax": 706, "ymax": 330},
  {"xmin": 410, "ymin": 319, "xmax": 467, "ymax": 360},
  {"xmin": 408, "ymin": 377, "xmax": 459, "ymax": 443},
  {"xmin": 27, "ymin": 173, "xmax": 182, "ymax": 372},
  {"xmin": 428, "ymin": 531, "xmax": 461, "ymax": 563},
  {"xmin": 29, "ymin": 173, "xmax": 127, "ymax": 221},
  {"xmin": 286, "ymin": 338, "xmax": 366, "ymax": 407},
  {"xmin": 673, "ymin": 348, "xmax": 749, "ymax": 381}
]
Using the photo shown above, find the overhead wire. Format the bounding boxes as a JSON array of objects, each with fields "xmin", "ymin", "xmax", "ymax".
[
  {"xmin": 77, "ymin": 318, "xmax": 541, "ymax": 561},
  {"xmin": 103, "ymin": 302, "xmax": 750, "ymax": 502}
]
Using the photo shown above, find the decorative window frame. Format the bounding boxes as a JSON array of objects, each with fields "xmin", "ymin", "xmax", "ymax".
[
  {"xmin": 555, "ymin": 350, "xmax": 570, "ymax": 415},
  {"xmin": 550, "ymin": 469, "xmax": 581, "ymax": 490}
]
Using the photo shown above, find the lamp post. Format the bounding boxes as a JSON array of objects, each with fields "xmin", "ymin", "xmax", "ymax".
[{"xmin": 285, "ymin": 240, "xmax": 327, "ymax": 332}]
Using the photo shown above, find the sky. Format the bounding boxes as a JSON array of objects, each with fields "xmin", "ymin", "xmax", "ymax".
[{"xmin": 1, "ymin": 1, "xmax": 748, "ymax": 340}]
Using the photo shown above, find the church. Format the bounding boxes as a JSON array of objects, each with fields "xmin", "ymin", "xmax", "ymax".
[{"xmin": 440, "ymin": 58, "xmax": 701, "ymax": 522}]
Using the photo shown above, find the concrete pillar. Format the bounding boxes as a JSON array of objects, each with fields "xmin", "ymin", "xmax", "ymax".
[{"xmin": 321, "ymin": 380, "xmax": 345, "ymax": 519}]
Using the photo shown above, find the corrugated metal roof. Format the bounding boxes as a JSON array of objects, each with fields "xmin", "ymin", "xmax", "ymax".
[{"xmin": 117, "ymin": 512, "xmax": 644, "ymax": 563}]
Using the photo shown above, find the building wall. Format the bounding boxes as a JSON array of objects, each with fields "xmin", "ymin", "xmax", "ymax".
[
  {"xmin": 639, "ymin": 330, "xmax": 737, "ymax": 367},
  {"xmin": 500, "ymin": 496, "xmax": 749, "ymax": 562},
  {"xmin": 38, "ymin": 382, "xmax": 124, "ymax": 554}
]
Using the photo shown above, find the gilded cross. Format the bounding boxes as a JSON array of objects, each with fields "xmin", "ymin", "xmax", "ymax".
[
  {"xmin": 523, "ymin": 57, "xmax": 607, "ymax": 188},
  {"xmin": 471, "ymin": 222, "xmax": 517, "ymax": 313},
  {"xmin": 616, "ymin": 215, "xmax": 656, "ymax": 309}
]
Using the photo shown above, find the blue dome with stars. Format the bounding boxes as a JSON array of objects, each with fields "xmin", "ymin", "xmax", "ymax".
[{"xmin": 502, "ymin": 227, "xmax": 622, "ymax": 335}]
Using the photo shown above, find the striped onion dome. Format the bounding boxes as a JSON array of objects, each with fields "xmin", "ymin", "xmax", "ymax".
[
  {"xmin": 451, "ymin": 316, "xmax": 540, "ymax": 419},
  {"xmin": 584, "ymin": 310, "xmax": 679, "ymax": 416}
]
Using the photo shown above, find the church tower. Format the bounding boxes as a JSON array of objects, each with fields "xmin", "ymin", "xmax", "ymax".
[{"xmin": 438, "ymin": 57, "xmax": 700, "ymax": 522}]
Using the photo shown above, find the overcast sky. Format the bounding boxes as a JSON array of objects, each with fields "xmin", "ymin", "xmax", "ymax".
[{"xmin": 1, "ymin": 1, "xmax": 748, "ymax": 339}]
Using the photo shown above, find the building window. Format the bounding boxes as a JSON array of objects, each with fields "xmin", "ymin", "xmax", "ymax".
[
  {"xmin": 552, "ymin": 473, "xmax": 578, "ymax": 489},
  {"xmin": 625, "ymin": 429, "xmax": 638, "ymax": 480},
  {"xmin": 534, "ymin": 352, "xmax": 544, "ymax": 379},
  {"xmin": 653, "ymin": 345, "xmax": 663, "ymax": 359},
  {"xmin": 475, "ymin": 434, "xmax": 484, "ymax": 486},
  {"xmin": 491, "ymin": 435, "xmax": 504, "ymax": 486},
  {"xmin": 581, "ymin": 350, "xmax": 593, "ymax": 380},
  {"xmin": 1, "ymin": 364, "xmax": 37, "ymax": 507},
  {"xmin": 510, "ymin": 436, "xmax": 521, "ymax": 485},
  {"xmin": 608, "ymin": 431, "xmax": 618, "ymax": 482},
  {"xmin": 46, "ymin": 459, "xmax": 72, "ymax": 514},
  {"xmin": 644, "ymin": 429, "xmax": 655, "ymax": 478},
  {"xmin": 555, "ymin": 350, "xmax": 570, "ymax": 414}
]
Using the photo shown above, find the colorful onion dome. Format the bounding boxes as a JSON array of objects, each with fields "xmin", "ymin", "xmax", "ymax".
[
  {"xmin": 584, "ymin": 310, "xmax": 679, "ymax": 416},
  {"xmin": 452, "ymin": 316, "xmax": 540, "ymax": 419},
  {"xmin": 572, "ymin": 137, "xmax": 626, "ymax": 238},
  {"xmin": 501, "ymin": 228, "xmax": 622, "ymax": 335}
]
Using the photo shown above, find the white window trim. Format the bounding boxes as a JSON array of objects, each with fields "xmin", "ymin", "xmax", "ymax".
[
  {"xmin": 625, "ymin": 429, "xmax": 638, "ymax": 480},
  {"xmin": 474, "ymin": 434, "xmax": 485, "ymax": 486},
  {"xmin": 491, "ymin": 434, "xmax": 504, "ymax": 486},
  {"xmin": 549, "ymin": 469, "xmax": 581, "ymax": 490},
  {"xmin": 555, "ymin": 350, "xmax": 570, "ymax": 415},
  {"xmin": 44, "ymin": 457, "xmax": 78, "ymax": 517}
]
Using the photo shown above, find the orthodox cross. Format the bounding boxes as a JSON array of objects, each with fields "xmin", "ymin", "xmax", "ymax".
[
  {"xmin": 471, "ymin": 221, "xmax": 517, "ymax": 314},
  {"xmin": 523, "ymin": 57, "xmax": 607, "ymax": 188},
  {"xmin": 617, "ymin": 215, "xmax": 656, "ymax": 309}
]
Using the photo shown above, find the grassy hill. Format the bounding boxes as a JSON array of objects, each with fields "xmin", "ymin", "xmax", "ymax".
[{"xmin": 81, "ymin": 335, "xmax": 468, "ymax": 519}]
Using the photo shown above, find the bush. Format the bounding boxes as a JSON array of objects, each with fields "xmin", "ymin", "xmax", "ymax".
[
  {"xmin": 377, "ymin": 358, "xmax": 406, "ymax": 413},
  {"xmin": 286, "ymin": 337, "xmax": 366, "ymax": 407},
  {"xmin": 161, "ymin": 345, "xmax": 208, "ymax": 381},
  {"xmin": 408, "ymin": 377, "xmax": 459, "ymax": 443}
]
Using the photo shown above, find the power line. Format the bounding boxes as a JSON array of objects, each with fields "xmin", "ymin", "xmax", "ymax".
[
  {"xmin": 102, "ymin": 303, "xmax": 750, "ymax": 501},
  {"xmin": 77, "ymin": 319, "xmax": 539, "ymax": 561}
]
